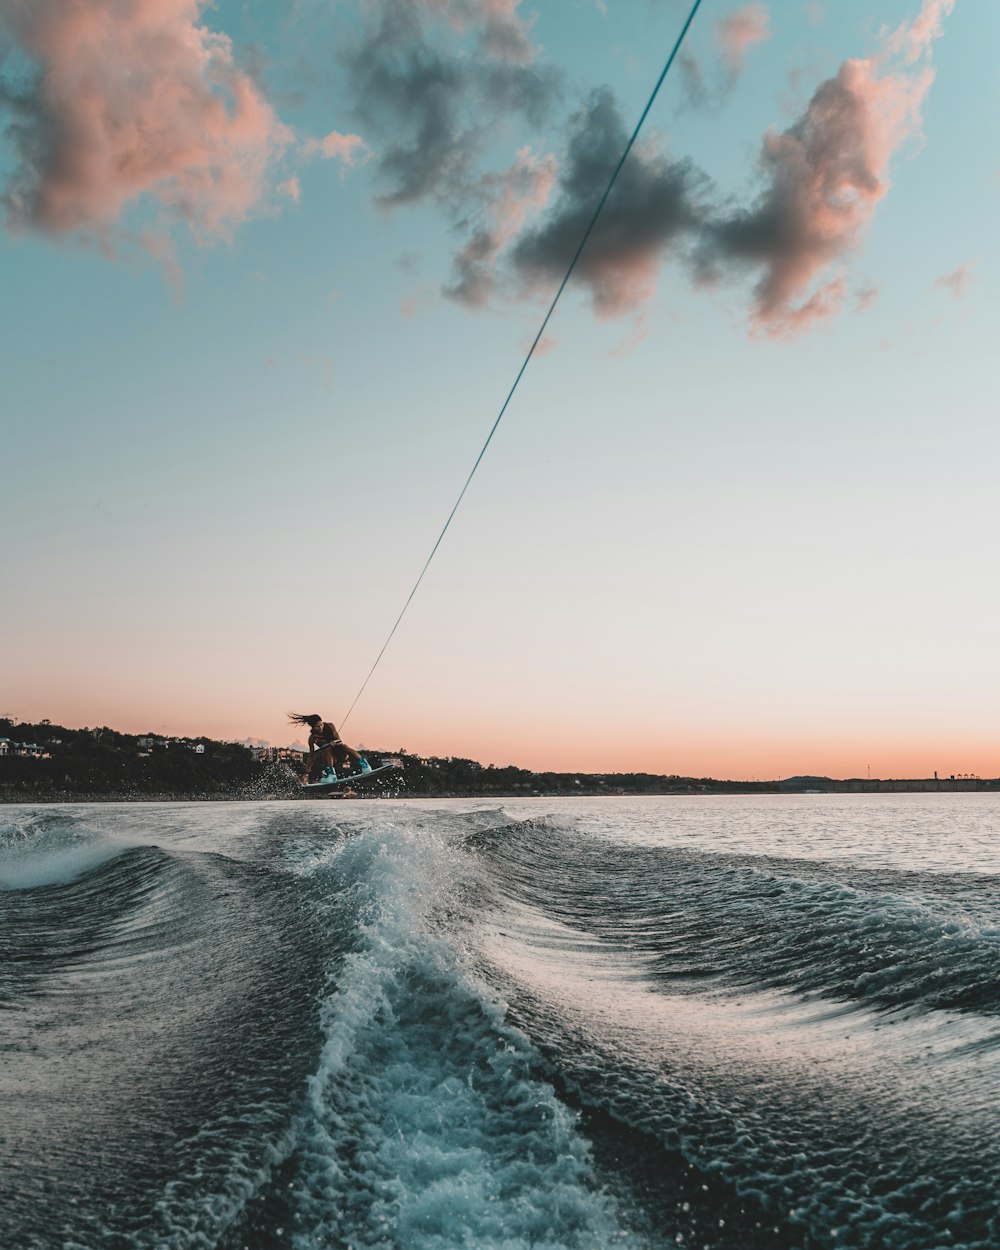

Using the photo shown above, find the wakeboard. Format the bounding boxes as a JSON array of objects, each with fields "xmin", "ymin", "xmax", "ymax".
[{"xmin": 303, "ymin": 762, "xmax": 398, "ymax": 789}]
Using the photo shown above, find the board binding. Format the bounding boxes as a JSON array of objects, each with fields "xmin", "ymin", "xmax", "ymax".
[{"xmin": 303, "ymin": 761, "xmax": 398, "ymax": 789}]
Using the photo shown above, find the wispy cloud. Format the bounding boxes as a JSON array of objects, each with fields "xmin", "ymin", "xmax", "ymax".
[
  {"xmin": 445, "ymin": 146, "xmax": 557, "ymax": 307},
  {"xmin": 933, "ymin": 263, "xmax": 972, "ymax": 298},
  {"xmin": 717, "ymin": 4, "xmax": 771, "ymax": 74},
  {"xmin": 679, "ymin": 3, "xmax": 771, "ymax": 109},
  {"xmin": 0, "ymin": 0, "xmax": 291, "ymax": 240},
  {"xmin": 855, "ymin": 284, "xmax": 880, "ymax": 313},
  {"xmin": 301, "ymin": 131, "xmax": 369, "ymax": 166},
  {"xmin": 886, "ymin": 0, "xmax": 955, "ymax": 63}
]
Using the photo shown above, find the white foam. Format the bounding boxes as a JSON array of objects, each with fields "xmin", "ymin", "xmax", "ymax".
[{"xmin": 289, "ymin": 824, "xmax": 637, "ymax": 1250}]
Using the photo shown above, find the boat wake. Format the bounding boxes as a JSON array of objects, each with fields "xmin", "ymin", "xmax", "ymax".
[{"xmin": 1, "ymin": 800, "xmax": 998, "ymax": 1249}]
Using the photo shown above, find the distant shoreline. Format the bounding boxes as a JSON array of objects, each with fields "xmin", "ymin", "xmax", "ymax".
[{"xmin": 2, "ymin": 718, "xmax": 995, "ymax": 803}]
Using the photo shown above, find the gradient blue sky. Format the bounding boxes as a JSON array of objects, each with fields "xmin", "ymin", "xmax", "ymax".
[{"xmin": 2, "ymin": 0, "xmax": 996, "ymax": 778}]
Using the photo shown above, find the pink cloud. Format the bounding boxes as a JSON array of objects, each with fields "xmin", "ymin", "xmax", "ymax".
[
  {"xmin": 278, "ymin": 177, "xmax": 301, "ymax": 202},
  {"xmin": 716, "ymin": 4, "xmax": 771, "ymax": 72},
  {"xmin": 302, "ymin": 131, "xmax": 368, "ymax": 165},
  {"xmin": 887, "ymin": 0, "xmax": 955, "ymax": 64},
  {"xmin": 0, "ymin": 0, "xmax": 291, "ymax": 239},
  {"xmin": 704, "ymin": 0, "xmax": 951, "ymax": 337},
  {"xmin": 933, "ymin": 263, "xmax": 972, "ymax": 298}
]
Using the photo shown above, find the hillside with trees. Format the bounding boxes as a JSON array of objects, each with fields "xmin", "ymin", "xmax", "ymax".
[
  {"xmin": 0, "ymin": 718, "xmax": 772, "ymax": 801},
  {"xmin": 0, "ymin": 719, "xmax": 285, "ymax": 800}
]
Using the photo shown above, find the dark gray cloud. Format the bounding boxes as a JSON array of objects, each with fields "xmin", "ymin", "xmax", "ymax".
[
  {"xmin": 509, "ymin": 87, "xmax": 706, "ymax": 317},
  {"xmin": 342, "ymin": 0, "xmax": 559, "ymax": 207}
]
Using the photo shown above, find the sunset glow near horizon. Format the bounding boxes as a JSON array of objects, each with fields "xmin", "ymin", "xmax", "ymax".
[{"xmin": 2, "ymin": 0, "xmax": 997, "ymax": 781}]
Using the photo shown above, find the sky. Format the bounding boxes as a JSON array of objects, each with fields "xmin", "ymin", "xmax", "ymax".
[{"xmin": 1, "ymin": 0, "xmax": 997, "ymax": 780}]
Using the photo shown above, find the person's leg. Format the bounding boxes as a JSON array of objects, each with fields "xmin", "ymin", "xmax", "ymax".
[
  {"xmin": 306, "ymin": 745, "xmax": 336, "ymax": 782},
  {"xmin": 333, "ymin": 743, "xmax": 362, "ymax": 772}
]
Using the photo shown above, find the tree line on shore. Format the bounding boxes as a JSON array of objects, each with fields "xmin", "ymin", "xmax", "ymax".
[{"xmin": 0, "ymin": 718, "xmax": 771, "ymax": 800}]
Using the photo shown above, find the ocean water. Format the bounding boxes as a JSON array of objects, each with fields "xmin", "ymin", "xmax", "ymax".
[{"xmin": 2, "ymin": 795, "xmax": 999, "ymax": 1250}]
